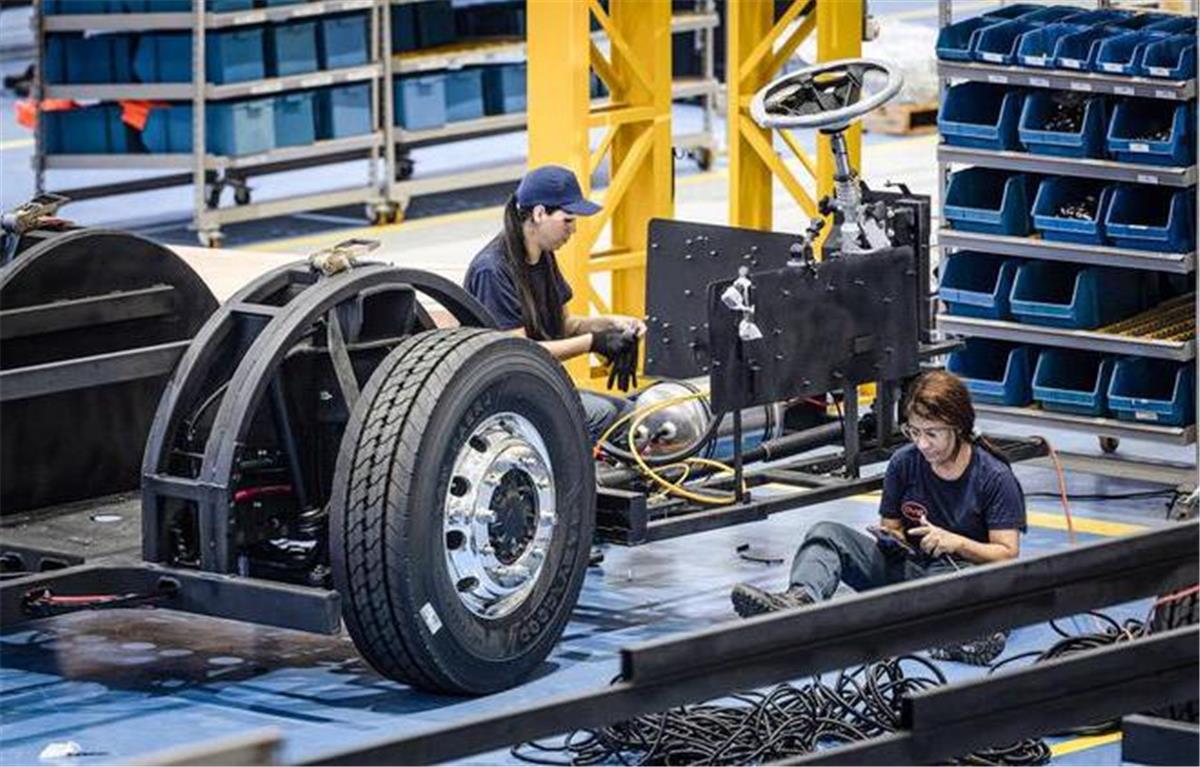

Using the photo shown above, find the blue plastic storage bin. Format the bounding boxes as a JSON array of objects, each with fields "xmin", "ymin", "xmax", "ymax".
[
  {"xmin": 1107, "ymin": 100, "xmax": 1192, "ymax": 167},
  {"xmin": 134, "ymin": 33, "xmax": 191, "ymax": 83},
  {"xmin": 44, "ymin": 105, "xmax": 123, "ymax": 153},
  {"xmin": 974, "ymin": 20, "xmax": 1040, "ymax": 65},
  {"xmin": 980, "ymin": 3, "xmax": 1043, "ymax": 21},
  {"xmin": 482, "ymin": 63, "xmax": 526, "ymax": 115},
  {"xmin": 43, "ymin": 36, "xmax": 70, "ymax": 84},
  {"xmin": 1105, "ymin": 185, "xmax": 1194, "ymax": 252},
  {"xmin": 207, "ymin": 27, "xmax": 265, "ymax": 85},
  {"xmin": 1032, "ymin": 349, "xmax": 1114, "ymax": 416},
  {"xmin": 142, "ymin": 105, "xmax": 193, "ymax": 153},
  {"xmin": 936, "ymin": 16, "xmax": 1002, "ymax": 61},
  {"xmin": 1055, "ymin": 9, "xmax": 1130, "ymax": 29},
  {"xmin": 317, "ymin": 84, "xmax": 372, "ymax": 139},
  {"xmin": 266, "ymin": 21, "xmax": 319, "ymax": 77},
  {"xmin": 44, "ymin": 0, "xmax": 114, "ymax": 12},
  {"xmin": 208, "ymin": 98, "xmax": 275, "ymax": 156},
  {"xmin": 1093, "ymin": 30, "xmax": 1158, "ymax": 75},
  {"xmin": 1018, "ymin": 92, "xmax": 1107, "ymax": 158},
  {"xmin": 1144, "ymin": 16, "xmax": 1197, "ymax": 35},
  {"xmin": 1108, "ymin": 358, "xmax": 1195, "ymax": 426},
  {"xmin": 445, "ymin": 68, "xmax": 485, "ymax": 122},
  {"xmin": 1054, "ymin": 26, "xmax": 1120, "ymax": 70},
  {"xmin": 320, "ymin": 13, "xmax": 369, "ymax": 69},
  {"xmin": 938, "ymin": 252, "xmax": 1017, "ymax": 320},
  {"xmin": 1140, "ymin": 33, "xmax": 1197, "ymax": 80},
  {"xmin": 944, "ymin": 168, "xmax": 1035, "ymax": 236},
  {"xmin": 1031, "ymin": 178, "xmax": 1114, "ymax": 244},
  {"xmin": 393, "ymin": 74, "xmax": 447, "ymax": 130},
  {"xmin": 1015, "ymin": 22, "xmax": 1084, "ymax": 68},
  {"xmin": 947, "ymin": 339, "xmax": 1033, "ymax": 407},
  {"xmin": 208, "ymin": 0, "xmax": 254, "ymax": 10},
  {"xmin": 63, "ymin": 34, "xmax": 133, "ymax": 84},
  {"xmin": 391, "ymin": 2, "xmax": 418, "ymax": 52},
  {"xmin": 415, "ymin": 0, "xmax": 455, "ymax": 48},
  {"xmin": 1009, "ymin": 262, "xmax": 1145, "ymax": 329},
  {"xmin": 938, "ymin": 82, "xmax": 1024, "ymax": 151},
  {"xmin": 273, "ymin": 91, "xmax": 316, "ymax": 147}
]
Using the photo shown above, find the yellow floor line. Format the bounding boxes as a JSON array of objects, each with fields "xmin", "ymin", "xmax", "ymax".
[
  {"xmin": 1026, "ymin": 511, "xmax": 1146, "ymax": 537},
  {"xmin": 1049, "ymin": 732, "xmax": 1122, "ymax": 757},
  {"xmin": 0, "ymin": 137, "xmax": 34, "ymax": 151}
]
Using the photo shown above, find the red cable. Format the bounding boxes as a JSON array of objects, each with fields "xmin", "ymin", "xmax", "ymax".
[
  {"xmin": 1156, "ymin": 584, "xmax": 1200, "ymax": 606},
  {"xmin": 1036, "ymin": 436, "xmax": 1075, "ymax": 545},
  {"xmin": 233, "ymin": 484, "xmax": 293, "ymax": 503}
]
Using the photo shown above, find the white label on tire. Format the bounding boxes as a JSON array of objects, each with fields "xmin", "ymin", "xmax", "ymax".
[{"xmin": 420, "ymin": 603, "xmax": 443, "ymax": 635}]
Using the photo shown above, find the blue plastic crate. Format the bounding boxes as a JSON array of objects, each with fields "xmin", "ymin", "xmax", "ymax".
[
  {"xmin": 1031, "ymin": 178, "xmax": 1114, "ymax": 244},
  {"xmin": 320, "ymin": 13, "xmax": 369, "ymax": 69},
  {"xmin": 1107, "ymin": 100, "xmax": 1192, "ymax": 167},
  {"xmin": 391, "ymin": 2, "xmax": 418, "ymax": 52},
  {"xmin": 393, "ymin": 74, "xmax": 446, "ymax": 129},
  {"xmin": 44, "ymin": 0, "xmax": 114, "ymax": 12},
  {"xmin": 142, "ymin": 105, "xmax": 193, "ymax": 153},
  {"xmin": 1018, "ymin": 92, "xmax": 1107, "ymax": 159},
  {"xmin": 43, "ymin": 36, "xmax": 71, "ymax": 84},
  {"xmin": 317, "ymin": 83, "xmax": 372, "ymax": 139},
  {"xmin": 1032, "ymin": 349, "xmax": 1114, "ymax": 417},
  {"xmin": 1009, "ymin": 262, "xmax": 1145, "ymax": 329},
  {"xmin": 1093, "ymin": 30, "xmax": 1159, "ymax": 75},
  {"xmin": 1144, "ymin": 16, "xmax": 1197, "ymax": 35},
  {"xmin": 943, "ymin": 168, "xmax": 1034, "ymax": 236},
  {"xmin": 1054, "ymin": 26, "xmax": 1121, "ymax": 70},
  {"xmin": 973, "ymin": 20, "xmax": 1040, "ymax": 65},
  {"xmin": 938, "ymin": 252, "xmax": 1017, "ymax": 320},
  {"xmin": 1055, "ymin": 9, "xmax": 1130, "ymax": 29},
  {"xmin": 980, "ymin": 3, "xmax": 1043, "ymax": 21},
  {"xmin": 262, "ymin": 0, "xmax": 307, "ymax": 6},
  {"xmin": 936, "ymin": 16, "xmax": 1002, "ymax": 61},
  {"xmin": 1015, "ymin": 22, "xmax": 1084, "ymax": 68},
  {"xmin": 1108, "ymin": 358, "xmax": 1195, "ymax": 426},
  {"xmin": 415, "ymin": 0, "xmax": 455, "ymax": 48},
  {"xmin": 482, "ymin": 63, "xmax": 526, "ymax": 115},
  {"xmin": 1140, "ymin": 33, "xmax": 1197, "ymax": 80},
  {"xmin": 208, "ymin": 98, "xmax": 275, "ymax": 156},
  {"xmin": 266, "ymin": 20, "xmax": 319, "ymax": 77},
  {"xmin": 207, "ymin": 27, "xmax": 265, "ymax": 85},
  {"xmin": 65, "ymin": 34, "xmax": 133, "ymax": 84},
  {"xmin": 938, "ymin": 82, "xmax": 1023, "ymax": 151},
  {"xmin": 209, "ymin": 0, "xmax": 254, "ymax": 10},
  {"xmin": 1109, "ymin": 12, "xmax": 1173, "ymax": 31},
  {"xmin": 43, "ymin": 105, "xmax": 131, "ymax": 153},
  {"xmin": 445, "ymin": 68, "xmax": 484, "ymax": 122},
  {"xmin": 947, "ymin": 339, "xmax": 1033, "ymax": 407},
  {"xmin": 1105, "ymin": 185, "xmax": 1194, "ymax": 253},
  {"xmin": 274, "ymin": 91, "xmax": 316, "ymax": 147},
  {"xmin": 133, "ymin": 33, "xmax": 191, "ymax": 83}
]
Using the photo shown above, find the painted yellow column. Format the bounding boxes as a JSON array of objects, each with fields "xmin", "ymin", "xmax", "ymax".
[{"xmin": 727, "ymin": 0, "xmax": 776, "ymax": 231}]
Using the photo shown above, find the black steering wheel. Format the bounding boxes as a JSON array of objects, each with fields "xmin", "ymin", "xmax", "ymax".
[{"xmin": 750, "ymin": 58, "xmax": 903, "ymax": 132}]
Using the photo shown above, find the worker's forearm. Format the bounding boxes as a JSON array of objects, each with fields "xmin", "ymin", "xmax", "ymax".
[
  {"xmin": 954, "ymin": 537, "xmax": 1017, "ymax": 564},
  {"xmin": 564, "ymin": 314, "xmax": 620, "ymax": 336},
  {"xmin": 538, "ymin": 334, "xmax": 592, "ymax": 361}
]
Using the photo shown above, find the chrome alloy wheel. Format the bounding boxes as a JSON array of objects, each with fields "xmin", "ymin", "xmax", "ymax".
[{"xmin": 443, "ymin": 412, "xmax": 557, "ymax": 619}]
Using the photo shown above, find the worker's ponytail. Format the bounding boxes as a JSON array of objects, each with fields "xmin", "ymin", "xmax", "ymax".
[{"xmin": 500, "ymin": 194, "xmax": 549, "ymax": 340}]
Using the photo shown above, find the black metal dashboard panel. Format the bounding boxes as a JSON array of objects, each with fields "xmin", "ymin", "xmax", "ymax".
[
  {"xmin": 643, "ymin": 218, "xmax": 802, "ymax": 380},
  {"xmin": 706, "ymin": 247, "xmax": 920, "ymax": 413}
]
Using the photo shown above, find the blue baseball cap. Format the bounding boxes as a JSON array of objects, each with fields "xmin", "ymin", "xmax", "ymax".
[{"xmin": 516, "ymin": 165, "xmax": 602, "ymax": 216}]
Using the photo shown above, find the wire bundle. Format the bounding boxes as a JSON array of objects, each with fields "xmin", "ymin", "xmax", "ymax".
[{"xmin": 512, "ymin": 657, "xmax": 1050, "ymax": 766}]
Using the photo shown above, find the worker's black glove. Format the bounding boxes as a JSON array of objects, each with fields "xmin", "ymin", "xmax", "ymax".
[
  {"xmin": 607, "ymin": 334, "xmax": 640, "ymax": 392},
  {"xmin": 590, "ymin": 326, "xmax": 632, "ymax": 360}
]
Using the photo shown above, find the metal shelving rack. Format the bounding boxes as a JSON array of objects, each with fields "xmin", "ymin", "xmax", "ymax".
[
  {"xmin": 33, "ymin": 0, "xmax": 395, "ymax": 246},
  {"xmin": 383, "ymin": 0, "xmax": 721, "ymax": 214},
  {"xmin": 935, "ymin": 0, "xmax": 1199, "ymax": 462}
]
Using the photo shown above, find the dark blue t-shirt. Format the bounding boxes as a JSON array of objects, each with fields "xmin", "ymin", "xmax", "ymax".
[
  {"xmin": 879, "ymin": 443, "xmax": 1025, "ymax": 543},
  {"xmin": 464, "ymin": 235, "xmax": 573, "ymax": 339}
]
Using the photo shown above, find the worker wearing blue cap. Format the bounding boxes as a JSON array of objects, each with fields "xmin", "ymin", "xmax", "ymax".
[{"xmin": 465, "ymin": 165, "xmax": 645, "ymax": 441}]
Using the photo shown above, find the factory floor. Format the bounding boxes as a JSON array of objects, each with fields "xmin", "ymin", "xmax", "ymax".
[{"xmin": 1, "ymin": 2, "xmax": 1195, "ymax": 763}]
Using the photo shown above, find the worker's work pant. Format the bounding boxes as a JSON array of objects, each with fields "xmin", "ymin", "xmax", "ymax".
[
  {"xmin": 580, "ymin": 390, "xmax": 634, "ymax": 444},
  {"xmin": 789, "ymin": 520, "xmax": 961, "ymax": 602}
]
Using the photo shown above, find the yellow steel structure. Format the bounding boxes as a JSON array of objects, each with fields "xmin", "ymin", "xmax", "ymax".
[
  {"xmin": 726, "ymin": 0, "xmax": 862, "ymax": 241},
  {"xmin": 526, "ymin": 0, "xmax": 674, "ymax": 386}
]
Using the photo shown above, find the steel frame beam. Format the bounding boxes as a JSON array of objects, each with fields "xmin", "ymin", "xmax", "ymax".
[
  {"xmin": 303, "ymin": 522, "xmax": 1198, "ymax": 766},
  {"xmin": 527, "ymin": 0, "xmax": 673, "ymax": 386},
  {"xmin": 1121, "ymin": 714, "xmax": 1200, "ymax": 766}
]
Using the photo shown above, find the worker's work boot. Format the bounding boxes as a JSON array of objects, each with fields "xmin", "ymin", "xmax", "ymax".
[{"xmin": 730, "ymin": 583, "xmax": 814, "ymax": 618}]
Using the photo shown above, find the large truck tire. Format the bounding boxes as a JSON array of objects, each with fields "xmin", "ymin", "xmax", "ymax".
[
  {"xmin": 1150, "ymin": 587, "xmax": 1198, "ymax": 722},
  {"xmin": 330, "ymin": 328, "xmax": 595, "ymax": 694}
]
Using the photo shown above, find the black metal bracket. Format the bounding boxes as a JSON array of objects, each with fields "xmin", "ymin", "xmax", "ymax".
[{"xmin": 1121, "ymin": 714, "xmax": 1200, "ymax": 766}]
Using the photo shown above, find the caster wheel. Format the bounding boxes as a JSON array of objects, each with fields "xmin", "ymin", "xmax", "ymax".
[
  {"xmin": 693, "ymin": 147, "xmax": 714, "ymax": 172},
  {"xmin": 395, "ymin": 156, "xmax": 415, "ymax": 181},
  {"xmin": 1099, "ymin": 436, "xmax": 1119, "ymax": 454},
  {"xmin": 234, "ymin": 186, "xmax": 250, "ymax": 206},
  {"xmin": 367, "ymin": 203, "xmax": 401, "ymax": 226},
  {"xmin": 205, "ymin": 186, "xmax": 222, "ymax": 209}
]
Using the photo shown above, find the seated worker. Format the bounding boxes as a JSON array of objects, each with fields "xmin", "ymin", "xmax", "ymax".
[
  {"xmin": 464, "ymin": 165, "xmax": 644, "ymax": 441},
  {"xmin": 730, "ymin": 370, "xmax": 1025, "ymax": 660}
]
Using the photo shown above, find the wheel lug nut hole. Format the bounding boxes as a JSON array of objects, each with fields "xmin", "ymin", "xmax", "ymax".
[
  {"xmin": 450, "ymin": 476, "xmax": 470, "ymax": 497},
  {"xmin": 456, "ymin": 576, "xmax": 478, "ymax": 592},
  {"xmin": 469, "ymin": 436, "xmax": 488, "ymax": 453},
  {"xmin": 446, "ymin": 530, "xmax": 466, "ymax": 550}
]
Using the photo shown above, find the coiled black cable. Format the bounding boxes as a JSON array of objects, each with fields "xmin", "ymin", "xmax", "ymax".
[{"xmin": 511, "ymin": 657, "xmax": 1050, "ymax": 766}]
